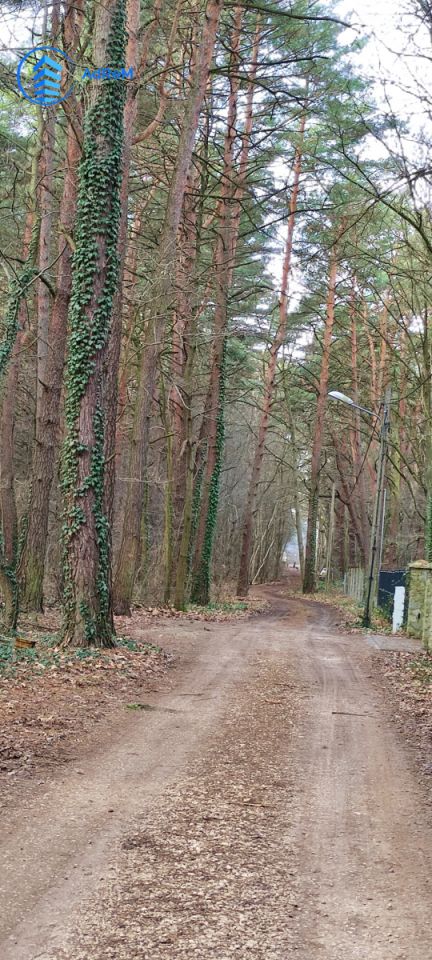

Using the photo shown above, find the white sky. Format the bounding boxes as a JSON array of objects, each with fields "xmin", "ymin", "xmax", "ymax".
[
  {"xmin": 0, "ymin": 8, "xmax": 41, "ymax": 50},
  {"xmin": 337, "ymin": 0, "xmax": 432, "ymax": 119},
  {"xmin": 337, "ymin": 0, "xmax": 402, "ymax": 33}
]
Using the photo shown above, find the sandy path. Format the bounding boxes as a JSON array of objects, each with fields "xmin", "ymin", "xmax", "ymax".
[{"xmin": 1, "ymin": 586, "xmax": 432, "ymax": 959}]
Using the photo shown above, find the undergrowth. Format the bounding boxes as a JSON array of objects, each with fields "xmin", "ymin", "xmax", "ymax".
[
  {"xmin": 0, "ymin": 634, "xmax": 161, "ymax": 680},
  {"xmin": 407, "ymin": 655, "xmax": 432, "ymax": 686}
]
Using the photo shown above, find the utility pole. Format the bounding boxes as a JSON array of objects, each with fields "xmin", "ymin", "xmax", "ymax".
[
  {"xmin": 362, "ymin": 387, "xmax": 391, "ymax": 628},
  {"xmin": 328, "ymin": 386, "xmax": 392, "ymax": 627}
]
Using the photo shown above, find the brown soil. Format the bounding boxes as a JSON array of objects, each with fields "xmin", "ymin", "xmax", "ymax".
[
  {"xmin": 0, "ymin": 599, "xmax": 265, "ymax": 807},
  {"xmin": 1, "ymin": 584, "xmax": 432, "ymax": 959},
  {"xmin": 0, "ymin": 632, "xmax": 169, "ymax": 807}
]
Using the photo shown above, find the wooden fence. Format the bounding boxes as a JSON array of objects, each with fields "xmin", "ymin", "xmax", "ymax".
[{"xmin": 343, "ymin": 567, "xmax": 365, "ymax": 603}]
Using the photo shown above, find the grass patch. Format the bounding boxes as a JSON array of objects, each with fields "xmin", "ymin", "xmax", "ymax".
[
  {"xmin": 187, "ymin": 601, "xmax": 248, "ymax": 614},
  {"xmin": 117, "ymin": 636, "xmax": 162, "ymax": 654},
  {"xmin": 0, "ymin": 634, "xmax": 61, "ymax": 678}
]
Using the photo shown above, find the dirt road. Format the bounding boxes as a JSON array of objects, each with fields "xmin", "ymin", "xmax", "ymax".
[{"xmin": 1, "ymin": 586, "xmax": 432, "ymax": 959}]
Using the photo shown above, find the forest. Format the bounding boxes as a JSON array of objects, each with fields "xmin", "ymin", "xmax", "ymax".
[
  {"xmin": 5, "ymin": 3, "xmax": 432, "ymax": 957},
  {"xmin": 1, "ymin": 0, "xmax": 432, "ymax": 645}
]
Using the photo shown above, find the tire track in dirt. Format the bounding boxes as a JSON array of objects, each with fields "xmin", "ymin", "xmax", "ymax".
[
  {"xmin": 283, "ymin": 593, "xmax": 432, "ymax": 960},
  {"xmin": 2, "ymin": 586, "xmax": 432, "ymax": 959}
]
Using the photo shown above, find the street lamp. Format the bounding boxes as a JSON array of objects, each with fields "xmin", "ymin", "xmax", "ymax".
[
  {"xmin": 328, "ymin": 391, "xmax": 375, "ymax": 418},
  {"xmin": 329, "ymin": 387, "xmax": 391, "ymax": 628}
]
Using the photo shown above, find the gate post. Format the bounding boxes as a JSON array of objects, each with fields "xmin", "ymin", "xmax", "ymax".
[{"xmin": 407, "ymin": 561, "xmax": 432, "ymax": 641}]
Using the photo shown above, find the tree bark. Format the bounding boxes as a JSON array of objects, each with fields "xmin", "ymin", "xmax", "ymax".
[
  {"xmin": 287, "ymin": 407, "xmax": 305, "ymax": 578},
  {"xmin": 303, "ymin": 239, "xmax": 338, "ymax": 594},
  {"xmin": 331, "ymin": 428, "xmax": 367, "ymax": 567},
  {"xmin": 19, "ymin": 0, "xmax": 84, "ymax": 612},
  {"xmin": 168, "ymin": 168, "xmax": 200, "ymax": 602},
  {"xmin": 348, "ymin": 286, "xmax": 369, "ymax": 562},
  {"xmin": 236, "ymin": 113, "xmax": 305, "ymax": 597},
  {"xmin": 36, "ymin": 109, "xmax": 55, "ymax": 412},
  {"xmin": 0, "ymin": 210, "xmax": 35, "ymax": 630},
  {"xmin": 113, "ymin": 0, "xmax": 223, "ymax": 614},
  {"xmin": 191, "ymin": 8, "xmax": 261, "ymax": 603},
  {"xmin": 102, "ymin": 0, "xmax": 142, "ymax": 631},
  {"xmin": 61, "ymin": 0, "xmax": 128, "ymax": 646},
  {"xmin": 422, "ymin": 308, "xmax": 432, "ymax": 559},
  {"xmin": 0, "ymin": 162, "xmax": 40, "ymax": 630}
]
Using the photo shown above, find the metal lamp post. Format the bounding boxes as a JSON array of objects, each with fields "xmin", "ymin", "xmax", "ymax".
[{"xmin": 328, "ymin": 387, "xmax": 391, "ymax": 628}]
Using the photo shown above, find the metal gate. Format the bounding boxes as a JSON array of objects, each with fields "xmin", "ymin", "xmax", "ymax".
[{"xmin": 378, "ymin": 570, "xmax": 406, "ymax": 619}]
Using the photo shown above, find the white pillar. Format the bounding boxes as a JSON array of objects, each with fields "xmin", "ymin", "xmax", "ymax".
[{"xmin": 392, "ymin": 586, "xmax": 405, "ymax": 634}]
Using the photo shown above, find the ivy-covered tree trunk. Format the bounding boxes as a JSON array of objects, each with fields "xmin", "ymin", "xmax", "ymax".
[
  {"xmin": 19, "ymin": 0, "xmax": 84, "ymax": 612},
  {"xmin": 103, "ymin": 0, "xmax": 141, "ymax": 621},
  {"xmin": 303, "ymin": 239, "xmax": 338, "ymax": 594},
  {"xmin": 191, "ymin": 340, "xmax": 227, "ymax": 604},
  {"xmin": 61, "ymin": 0, "xmax": 127, "ymax": 647}
]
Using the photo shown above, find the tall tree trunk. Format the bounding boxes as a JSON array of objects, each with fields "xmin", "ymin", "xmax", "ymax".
[
  {"xmin": 348, "ymin": 286, "xmax": 369, "ymax": 562},
  {"xmin": 333, "ymin": 492, "xmax": 346, "ymax": 578},
  {"xmin": 387, "ymin": 336, "xmax": 406, "ymax": 566},
  {"xmin": 113, "ymin": 0, "xmax": 223, "ymax": 614},
  {"xmin": 160, "ymin": 364, "xmax": 174, "ymax": 604},
  {"xmin": 112, "ymin": 319, "xmax": 154, "ymax": 613},
  {"xmin": 36, "ymin": 0, "xmax": 60, "ymax": 409},
  {"xmin": 287, "ymin": 408, "xmax": 305, "ymax": 577},
  {"xmin": 61, "ymin": 0, "xmax": 127, "ymax": 647},
  {"xmin": 191, "ymin": 6, "xmax": 259, "ymax": 603},
  {"xmin": 303, "ymin": 239, "xmax": 338, "ymax": 594},
  {"xmin": 102, "ymin": 0, "xmax": 142, "ymax": 630},
  {"xmin": 422, "ymin": 308, "xmax": 432, "ymax": 559},
  {"xmin": 168, "ymin": 168, "xmax": 200, "ymax": 603},
  {"xmin": 191, "ymin": 337, "xmax": 227, "ymax": 604},
  {"xmin": 0, "ymin": 183, "xmax": 40, "ymax": 630},
  {"xmin": 174, "ymin": 348, "xmax": 196, "ymax": 608},
  {"xmin": 172, "ymin": 138, "xmax": 213, "ymax": 611},
  {"xmin": 104, "ymin": 0, "xmax": 165, "ymax": 528},
  {"xmin": 36, "ymin": 109, "xmax": 56, "ymax": 412},
  {"xmin": 237, "ymin": 113, "xmax": 305, "ymax": 596},
  {"xmin": 0, "ymin": 221, "xmax": 35, "ymax": 630},
  {"xmin": 19, "ymin": 0, "xmax": 84, "ymax": 611},
  {"xmin": 332, "ymin": 428, "xmax": 367, "ymax": 567}
]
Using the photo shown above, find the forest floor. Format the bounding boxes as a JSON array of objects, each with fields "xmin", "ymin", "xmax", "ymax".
[
  {"xmin": 0, "ymin": 597, "xmax": 265, "ymax": 809},
  {"xmin": 1, "ymin": 581, "xmax": 432, "ymax": 958}
]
